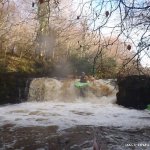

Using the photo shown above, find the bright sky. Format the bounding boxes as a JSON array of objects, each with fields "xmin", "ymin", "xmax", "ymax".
[{"xmin": 70, "ymin": 0, "xmax": 150, "ymax": 67}]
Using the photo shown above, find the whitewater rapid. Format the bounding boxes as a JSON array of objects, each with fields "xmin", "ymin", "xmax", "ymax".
[
  {"xmin": 0, "ymin": 78, "xmax": 150, "ymax": 130},
  {"xmin": 0, "ymin": 102, "xmax": 150, "ymax": 130}
]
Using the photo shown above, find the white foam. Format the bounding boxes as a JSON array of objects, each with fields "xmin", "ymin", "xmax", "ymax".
[
  {"xmin": 28, "ymin": 78, "xmax": 117, "ymax": 102},
  {"xmin": 0, "ymin": 78, "xmax": 149, "ymax": 130},
  {"xmin": 0, "ymin": 101, "xmax": 150, "ymax": 130}
]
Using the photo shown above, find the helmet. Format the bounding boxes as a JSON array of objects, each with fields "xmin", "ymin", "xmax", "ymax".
[{"xmin": 81, "ymin": 72, "xmax": 85, "ymax": 75}]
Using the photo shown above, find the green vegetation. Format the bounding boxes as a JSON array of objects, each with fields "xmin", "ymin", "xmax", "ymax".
[
  {"xmin": 69, "ymin": 55, "xmax": 93, "ymax": 75},
  {"xmin": 0, "ymin": 56, "xmax": 34, "ymax": 73},
  {"xmin": 96, "ymin": 57, "xmax": 117, "ymax": 78},
  {"xmin": 0, "ymin": 53, "xmax": 118, "ymax": 78}
]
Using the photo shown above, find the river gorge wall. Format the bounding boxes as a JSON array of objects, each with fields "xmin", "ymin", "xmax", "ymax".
[{"xmin": 117, "ymin": 75, "xmax": 150, "ymax": 109}]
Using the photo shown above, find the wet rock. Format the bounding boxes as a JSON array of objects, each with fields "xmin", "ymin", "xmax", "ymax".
[
  {"xmin": 1, "ymin": 125, "xmax": 150, "ymax": 150},
  {"xmin": 117, "ymin": 75, "xmax": 150, "ymax": 109},
  {"xmin": 70, "ymin": 144, "xmax": 81, "ymax": 150},
  {"xmin": 58, "ymin": 137, "xmax": 70, "ymax": 145},
  {"xmin": 0, "ymin": 73, "xmax": 31, "ymax": 104},
  {"xmin": 86, "ymin": 131, "xmax": 91, "ymax": 135},
  {"xmin": 80, "ymin": 140, "xmax": 93, "ymax": 148}
]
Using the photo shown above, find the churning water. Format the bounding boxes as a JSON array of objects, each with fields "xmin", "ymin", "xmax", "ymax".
[{"xmin": 0, "ymin": 78, "xmax": 150, "ymax": 130}]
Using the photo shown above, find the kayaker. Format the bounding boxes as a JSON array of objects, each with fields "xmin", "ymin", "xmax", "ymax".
[
  {"xmin": 80, "ymin": 72, "xmax": 87, "ymax": 83},
  {"xmin": 80, "ymin": 72, "xmax": 88, "ymax": 97}
]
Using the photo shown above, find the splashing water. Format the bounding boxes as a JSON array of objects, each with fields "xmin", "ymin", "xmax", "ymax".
[
  {"xmin": 0, "ymin": 78, "xmax": 150, "ymax": 130},
  {"xmin": 0, "ymin": 102, "xmax": 150, "ymax": 130},
  {"xmin": 28, "ymin": 78, "xmax": 117, "ymax": 103}
]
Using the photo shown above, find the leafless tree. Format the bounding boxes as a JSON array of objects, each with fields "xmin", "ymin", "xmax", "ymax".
[{"xmin": 1, "ymin": 0, "xmax": 149, "ymax": 75}]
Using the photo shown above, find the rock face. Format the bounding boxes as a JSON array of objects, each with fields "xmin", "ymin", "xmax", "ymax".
[
  {"xmin": 117, "ymin": 75, "xmax": 150, "ymax": 109},
  {"xmin": 0, "ymin": 73, "xmax": 31, "ymax": 104}
]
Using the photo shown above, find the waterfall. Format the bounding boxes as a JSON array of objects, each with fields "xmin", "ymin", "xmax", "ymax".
[
  {"xmin": 28, "ymin": 78, "xmax": 117, "ymax": 103},
  {"xmin": 1, "ymin": 78, "xmax": 150, "ymax": 131}
]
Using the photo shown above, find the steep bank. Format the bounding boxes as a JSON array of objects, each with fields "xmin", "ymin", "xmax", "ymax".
[
  {"xmin": 0, "ymin": 74, "xmax": 51, "ymax": 104},
  {"xmin": 0, "ymin": 73, "xmax": 31, "ymax": 104},
  {"xmin": 117, "ymin": 75, "xmax": 150, "ymax": 109}
]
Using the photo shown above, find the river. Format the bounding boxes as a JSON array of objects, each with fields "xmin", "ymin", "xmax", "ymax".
[{"xmin": 0, "ymin": 78, "xmax": 150, "ymax": 150}]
